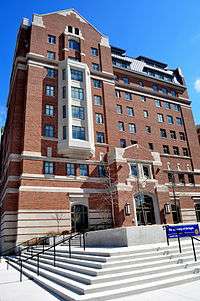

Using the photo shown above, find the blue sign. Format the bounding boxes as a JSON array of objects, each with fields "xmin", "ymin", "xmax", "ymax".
[{"xmin": 166, "ymin": 224, "xmax": 200, "ymax": 239}]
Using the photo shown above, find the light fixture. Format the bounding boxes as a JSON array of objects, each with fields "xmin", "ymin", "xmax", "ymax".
[
  {"xmin": 164, "ymin": 203, "xmax": 171, "ymax": 214},
  {"xmin": 124, "ymin": 203, "xmax": 131, "ymax": 216}
]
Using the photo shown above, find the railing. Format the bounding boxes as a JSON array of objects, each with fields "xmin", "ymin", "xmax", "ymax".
[
  {"xmin": 6, "ymin": 231, "xmax": 86, "ymax": 282},
  {"xmin": 163, "ymin": 225, "xmax": 200, "ymax": 262},
  {"xmin": 3, "ymin": 222, "xmax": 112, "ymax": 282}
]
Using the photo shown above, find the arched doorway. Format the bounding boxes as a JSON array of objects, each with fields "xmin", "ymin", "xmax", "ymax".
[
  {"xmin": 71, "ymin": 204, "xmax": 88, "ymax": 232},
  {"xmin": 135, "ymin": 194, "xmax": 156, "ymax": 226}
]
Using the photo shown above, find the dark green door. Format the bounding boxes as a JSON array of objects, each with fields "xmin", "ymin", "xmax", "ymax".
[{"xmin": 71, "ymin": 205, "xmax": 88, "ymax": 232}]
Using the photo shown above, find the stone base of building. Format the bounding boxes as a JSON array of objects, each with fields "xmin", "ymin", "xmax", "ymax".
[{"xmin": 85, "ymin": 224, "xmax": 198, "ymax": 247}]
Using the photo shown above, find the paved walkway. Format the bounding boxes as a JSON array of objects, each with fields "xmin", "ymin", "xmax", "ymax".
[{"xmin": 1, "ymin": 256, "xmax": 200, "ymax": 301}]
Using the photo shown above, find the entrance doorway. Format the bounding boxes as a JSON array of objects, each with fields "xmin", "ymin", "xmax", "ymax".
[
  {"xmin": 71, "ymin": 204, "xmax": 88, "ymax": 232},
  {"xmin": 135, "ymin": 194, "xmax": 156, "ymax": 226}
]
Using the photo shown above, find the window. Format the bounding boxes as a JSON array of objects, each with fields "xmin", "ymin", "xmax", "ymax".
[
  {"xmin": 152, "ymin": 84, "xmax": 158, "ymax": 92},
  {"xmin": 68, "ymin": 39, "xmax": 80, "ymax": 51},
  {"xmin": 62, "ymin": 69, "xmax": 66, "ymax": 80},
  {"xmin": 161, "ymin": 87, "xmax": 168, "ymax": 94},
  {"xmin": 96, "ymin": 132, "xmax": 105, "ymax": 143},
  {"xmin": 45, "ymin": 105, "xmax": 54, "ymax": 116},
  {"xmin": 96, "ymin": 113, "xmax": 104, "ymax": 124},
  {"xmin": 68, "ymin": 26, "xmax": 73, "ymax": 33},
  {"xmin": 157, "ymin": 113, "xmax": 164, "ymax": 123},
  {"xmin": 72, "ymin": 106, "xmax": 85, "ymax": 120},
  {"xmin": 120, "ymin": 139, "xmax": 126, "ymax": 148},
  {"xmin": 130, "ymin": 163, "xmax": 138, "ymax": 177},
  {"xmin": 195, "ymin": 203, "xmax": 200, "ymax": 222},
  {"xmin": 66, "ymin": 163, "xmax": 75, "ymax": 176},
  {"xmin": 155, "ymin": 99, "xmax": 161, "ymax": 107},
  {"xmin": 164, "ymin": 102, "xmax": 171, "ymax": 109},
  {"xmin": 71, "ymin": 69, "xmax": 83, "ymax": 81},
  {"xmin": 183, "ymin": 147, "xmax": 189, "ymax": 156},
  {"xmin": 179, "ymin": 132, "xmax": 185, "ymax": 141},
  {"xmin": 80, "ymin": 164, "xmax": 88, "ymax": 176},
  {"xmin": 131, "ymin": 140, "xmax": 137, "ymax": 145},
  {"xmin": 94, "ymin": 95, "xmax": 102, "ymax": 106},
  {"xmin": 116, "ymin": 104, "xmax": 122, "ymax": 114},
  {"xmin": 172, "ymin": 103, "xmax": 180, "ymax": 111},
  {"xmin": 115, "ymin": 90, "xmax": 121, "ymax": 98},
  {"xmin": 93, "ymin": 79, "xmax": 102, "ymax": 88},
  {"xmin": 176, "ymin": 117, "xmax": 183, "ymax": 126},
  {"xmin": 47, "ymin": 51, "xmax": 55, "ymax": 60},
  {"xmin": 118, "ymin": 121, "xmax": 124, "ymax": 131},
  {"xmin": 44, "ymin": 125, "xmax": 54, "ymax": 137},
  {"xmin": 143, "ymin": 165, "xmax": 151, "ymax": 179},
  {"xmin": 91, "ymin": 47, "xmax": 98, "ymax": 56},
  {"xmin": 47, "ymin": 68, "xmax": 57, "ymax": 78},
  {"xmin": 63, "ymin": 105, "xmax": 66, "ymax": 118},
  {"xmin": 145, "ymin": 126, "xmax": 151, "ymax": 133},
  {"xmin": 143, "ymin": 110, "xmax": 149, "ymax": 118},
  {"xmin": 98, "ymin": 165, "xmax": 106, "ymax": 177},
  {"xmin": 178, "ymin": 173, "xmax": 185, "ymax": 184},
  {"xmin": 125, "ymin": 92, "xmax": 132, "ymax": 100},
  {"xmin": 168, "ymin": 172, "xmax": 173, "ymax": 183},
  {"xmin": 71, "ymin": 87, "xmax": 84, "ymax": 100},
  {"xmin": 163, "ymin": 145, "xmax": 170, "ymax": 154},
  {"xmin": 127, "ymin": 107, "xmax": 134, "ymax": 116},
  {"xmin": 44, "ymin": 161, "xmax": 54, "ymax": 175},
  {"xmin": 46, "ymin": 85, "xmax": 55, "ymax": 96},
  {"xmin": 173, "ymin": 146, "xmax": 180, "ymax": 155},
  {"xmin": 167, "ymin": 115, "xmax": 174, "ymax": 124},
  {"xmin": 62, "ymin": 86, "xmax": 66, "ymax": 98},
  {"xmin": 72, "ymin": 126, "xmax": 85, "ymax": 140},
  {"xmin": 188, "ymin": 174, "xmax": 195, "ymax": 184},
  {"xmin": 140, "ymin": 96, "xmax": 146, "ymax": 102},
  {"xmin": 170, "ymin": 130, "xmax": 176, "ymax": 139},
  {"xmin": 92, "ymin": 63, "xmax": 100, "ymax": 71},
  {"xmin": 128, "ymin": 123, "xmax": 136, "ymax": 133},
  {"xmin": 148, "ymin": 143, "xmax": 154, "ymax": 150},
  {"xmin": 75, "ymin": 28, "xmax": 79, "ymax": 35},
  {"xmin": 63, "ymin": 126, "xmax": 66, "ymax": 140},
  {"xmin": 160, "ymin": 129, "xmax": 167, "ymax": 138},
  {"xmin": 48, "ymin": 35, "xmax": 56, "ymax": 44},
  {"xmin": 171, "ymin": 91, "xmax": 177, "ymax": 97},
  {"xmin": 122, "ymin": 77, "xmax": 129, "ymax": 84}
]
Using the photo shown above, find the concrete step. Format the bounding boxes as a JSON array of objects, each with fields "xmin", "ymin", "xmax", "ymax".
[{"xmin": 7, "ymin": 259, "xmax": 200, "ymax": 301}]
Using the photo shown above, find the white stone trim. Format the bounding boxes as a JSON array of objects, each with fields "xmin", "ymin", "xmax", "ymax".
[
  {"xmin": 32, "ymin": 15, "xmax": 45, "ymax": 27},
  {"xmin": 91, "ymin": 74, "xmax": 115, "ymax": 84},
  {"xmin": 169, "ymin": 192, "xmax": 200, "ymax": 197},
  {"xmin": 20, "ymin": 173, "xmax": 106, "ymax": 183},
  {"xmin": 100, "ymin": 36, "xmax": 110, "ymax": 48},
  {"xmin": 19, "ymin": 186, "xmax": 105, "ymax": 193},
  {"xmin": 27, "ymin": 59, "xmax": 58, "ymax": 70},
  {"xmin": 21, "ymin": 151, "xmax": 42, "ymax": 157},
  {"xmin": 115, "ymin": 86, "xmax": 191, "ymax": 108}
]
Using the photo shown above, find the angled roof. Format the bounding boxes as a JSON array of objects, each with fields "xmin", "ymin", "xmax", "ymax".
[{"xmin": 33, "ymin": 8, "xmax": 106, "ymax": 37}]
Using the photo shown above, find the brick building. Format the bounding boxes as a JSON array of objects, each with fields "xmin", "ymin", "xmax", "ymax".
[
  {"xmin": 1, "ymin": 8, "xmax": 200, "ymax": 251},
  {"xmin": 197, "ymin": 125, "xmax": 200, "ymax": 145}
]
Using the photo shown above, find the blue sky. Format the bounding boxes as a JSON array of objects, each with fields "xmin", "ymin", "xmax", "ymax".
[{"xmin": 0, "ymin": 0, "xmax": 200, "ymax": 127}]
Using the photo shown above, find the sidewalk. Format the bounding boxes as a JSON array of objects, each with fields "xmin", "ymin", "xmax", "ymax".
[{"xmin": 0, "ymin": 259, "xmax": 59, "ymax": 301}]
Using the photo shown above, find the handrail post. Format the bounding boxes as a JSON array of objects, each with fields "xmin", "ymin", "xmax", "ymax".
[
  {"xmin": 69, "ymin": 237, "xmax": 71, "ymax": 258},
  {"xmin": 191, "ymin": 237, "xmax": 197, "ymax": 261},
  {"xmin": 165, "ymin": 226, "xmax": 169, "ymax": 246},
  {"xmin": 20, "ymin": 259, "xmax": 23, "ymax": 282},
  {"xmin": 53, "ymin": 236, "xmax": 56, "ymax": 267},
  {"xmin": 177, "ymin": 231, "xmax": 182, "ymax": 253},
  {"xmin": 43, "ymin": 238, "xmax": 45, "ymax": 253},
  {"xmin": 80, "ymin": 234, "xmax": 82, "ymax": 247},
  {"xmin": 37, "ymin": 254, "xmax": 39, "ymax": 276},
  {"xmin": 83, "ymin": 232, "xmax": 86, "ymax": 251}
]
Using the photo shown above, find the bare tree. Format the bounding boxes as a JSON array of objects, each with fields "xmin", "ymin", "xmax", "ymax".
[{"xmin": 53, "ymin": 211, "xmax": 66, "ymax": 234}]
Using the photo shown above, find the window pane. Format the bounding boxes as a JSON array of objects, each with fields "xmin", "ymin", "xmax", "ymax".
[
  {"xmin": 68, "ymin": 39, "xmax": 80, "ymax": 51},
  {"xmin": 72, "ymin": 106, "xmax": 85, "ymax": 120},
  {"xmin": 131, "ymin": 164, "xmax": 138, "ymax": 177},
  {"xmin": 72, "ymin": 126, "xmax": 86, "ymax": 140},
  {"xmin": 71, "ymin": 69, "xmax": 83, "ymax": 81},
  {"xmin": 66, "ymin": 163, "xmax": 75, "ymax": 176},
  {"xmin": 80, "ymin": 164, "xmax": 88, "ymax": 176},
  {"xmin": 71, "ymin": 87, "xmax": 84, "ymax": 100}
]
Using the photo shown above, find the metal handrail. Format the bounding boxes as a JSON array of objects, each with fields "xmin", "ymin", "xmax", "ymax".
[
  {"xmin": 0, "ymin": 235, "xmax": 49, "ymax": 259},
  {"xmin": 164, "ymin": 225, "xmax": 200, "ymax": 262},
  {"xmin": 5, "ymin": 222, "xmax": 112, "ymax": 281}
]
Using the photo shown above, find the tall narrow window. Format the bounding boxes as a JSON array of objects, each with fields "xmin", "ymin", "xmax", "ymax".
[
  {"xmin": 66, "ymin": 163, "xmax": 75, "ymax": 176},
  {"xmin": 63, "ymin": 126, "xmax": 67, "ymax": 140},
  {"xmin": 48, "ymin": 35, "xmax": 56, "ymax": 44},
  {"xmin": 96, "ymin": 132, "xmax": 105, "ymax": 143},
  {"xmin": 80, "ymin": 164, "xmax": 88, "ymax": 176},
  {"xmin": 44, "ymin": 125, "xmax": 54, "ymax": 137},
  {"xmin": 46, "ymin": 85, "xmax": 55, "ymax": 97},
  {"xmin": 45, "ymin": 105, "xmax": 54, "ymax": 116},
  {"xmin": 44, "ymin": 161, "xmax": 54, "ymax": 175}
]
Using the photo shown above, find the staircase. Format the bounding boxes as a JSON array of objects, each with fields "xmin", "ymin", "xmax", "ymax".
[{"xmin": 6, "ymin": 240, "xmax": 200, "ymax": 301}]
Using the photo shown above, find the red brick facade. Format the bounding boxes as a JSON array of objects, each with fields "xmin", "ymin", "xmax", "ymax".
[{"xmin": 1, "ymin": 9, "xmax": 200, "ymax": 250}]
